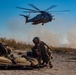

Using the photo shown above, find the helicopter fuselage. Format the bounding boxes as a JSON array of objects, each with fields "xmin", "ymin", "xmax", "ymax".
[
  {"xmin": 17, "ymin": 4, "xmax": 69, "ymax": 25},
  {"xmin": 26, "ymin": 12, "xmax": 53, "ymax": 25}
]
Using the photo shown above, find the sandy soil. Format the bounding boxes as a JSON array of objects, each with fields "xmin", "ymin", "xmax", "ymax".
[{"xmin": 0, "ymin": 52, "xmax": 76, "ymax": 75}]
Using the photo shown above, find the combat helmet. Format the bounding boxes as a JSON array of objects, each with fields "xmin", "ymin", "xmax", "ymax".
[{"xmin": 32, "ymin": 37, "xmax": 40, "ymax": 44}]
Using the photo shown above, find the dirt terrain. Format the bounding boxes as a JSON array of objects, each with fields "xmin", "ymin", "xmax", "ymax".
[{"xmin": 0, "ymin": 52, "xmax": 76, "ymax": 75}]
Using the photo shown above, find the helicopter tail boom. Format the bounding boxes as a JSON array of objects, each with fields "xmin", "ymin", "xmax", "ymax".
[{"xmin": 20, "ymin": 14, "xmax": 29, "ymax": 23}]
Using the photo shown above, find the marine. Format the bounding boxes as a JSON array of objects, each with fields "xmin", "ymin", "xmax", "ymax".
[{"xmin": 27, "ymin": 37, "xmax": 53, "ymax": 68}]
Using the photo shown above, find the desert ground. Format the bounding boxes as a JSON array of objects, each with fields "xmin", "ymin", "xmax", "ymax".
[{"xmin": 0, "ymin": 52, "xmax": 76, "ymax": 75}]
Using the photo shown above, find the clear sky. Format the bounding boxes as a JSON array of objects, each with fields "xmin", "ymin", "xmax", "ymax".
[{"xmin": 0, "ymin": 0, "xmax": 76, "ymax": 47}]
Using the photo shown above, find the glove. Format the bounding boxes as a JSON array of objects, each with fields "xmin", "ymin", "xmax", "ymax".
[{"xmin": 51, "ymin": 56, "xmax": 53, "ymax": 59}]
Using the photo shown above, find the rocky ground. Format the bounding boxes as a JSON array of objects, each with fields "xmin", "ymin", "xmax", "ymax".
[{"xmin": 0, "ymin": 52, "xmax": 76, "ymax": 75}]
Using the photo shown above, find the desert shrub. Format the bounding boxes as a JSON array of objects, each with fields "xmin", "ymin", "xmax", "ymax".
[
  {"xmin": 0, "ymin": 37, "xmax": 33, "ymax": 50},
  {"xmin": 52, "ymin": 47, "xmax": 76, "ymax": 53}
]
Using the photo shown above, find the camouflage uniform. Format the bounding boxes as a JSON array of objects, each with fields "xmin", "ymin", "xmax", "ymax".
[
  {"xmin": 0, "ymin": 43, "xmax": 15, "ymax": 64},
  {"xmin": 0, "ymin": 43, "xmax": 8, "ymax": 56},
  {"xmin": 32, "ymin": 37, "xmax": 53, "ymax": 67}
]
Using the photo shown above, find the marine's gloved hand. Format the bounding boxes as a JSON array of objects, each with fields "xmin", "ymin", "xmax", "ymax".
[{"xmin": 51, "ymin": 56, "xmax": 53, "ymax": 59}]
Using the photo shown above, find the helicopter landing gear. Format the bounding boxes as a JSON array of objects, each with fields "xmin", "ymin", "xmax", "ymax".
[{"xmin": 42, "ymin": 23, "xmax": 44, "ymax": 25}]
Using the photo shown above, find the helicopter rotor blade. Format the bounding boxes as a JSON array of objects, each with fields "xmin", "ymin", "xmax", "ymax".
[
  {"xmin": 49, "ymin": 10, "xmax": 70, "ymax": 12},
  {"xmin": 29, "ymin": 4, "xmax": 40, "ymax": 11},
  {"xmin": 16, "ymin": 7, "xmax": 37, "ymax": 12},
  {"xmin": 45, "ymin": 5, "xmax": 57, "ymax": 11},
  {"xmin": 23, "ymin": 11, "xmax": 39, "ymax": 13}
]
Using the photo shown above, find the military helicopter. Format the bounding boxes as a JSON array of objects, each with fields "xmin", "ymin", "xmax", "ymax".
[{"xmin": 16, "ymin": 4, "xmax": 69, "ymax": 25}]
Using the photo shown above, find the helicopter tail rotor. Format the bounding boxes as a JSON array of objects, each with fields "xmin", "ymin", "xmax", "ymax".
[{"xmin": 20, "ymin": 14, "xmax": 29, "ymax": 24}]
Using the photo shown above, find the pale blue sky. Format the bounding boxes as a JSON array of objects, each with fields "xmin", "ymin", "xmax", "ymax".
[{"xmin": 0, "ymin": 0, "xmax": 76, "ymax": 46}]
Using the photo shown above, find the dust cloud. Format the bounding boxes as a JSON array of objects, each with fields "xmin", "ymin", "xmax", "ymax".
[
  {"xmin": 7, "ymin": 18, "xmax": 61, "ymax": 46},
  {"xmin": 67, "ymin": 28, "xmax": 76, "ymax": 48},
  {"xmin": 29, "ymin": 27, "xmax": 61, "ymax": 47},
  {"xmin": 7, "ymin": 17, "xmax": 76, "ymax": 48}
]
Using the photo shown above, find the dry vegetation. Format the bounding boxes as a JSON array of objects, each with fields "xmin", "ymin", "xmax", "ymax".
[
  {"xmin": 0, "ymin": 37, "xmax": 76, "ymax": 53},
  {"xmin": 0, "ymin": 38, "xmax": 33, "ymax": 50},
  {"xmin": 52, "ymin": 47, "xmax": 76, "ymax": 54}
]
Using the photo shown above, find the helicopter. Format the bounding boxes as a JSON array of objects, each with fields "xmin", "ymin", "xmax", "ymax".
[{"xmin": 16, "ymin": 4, "xmax": 69, "ymax": 25}]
